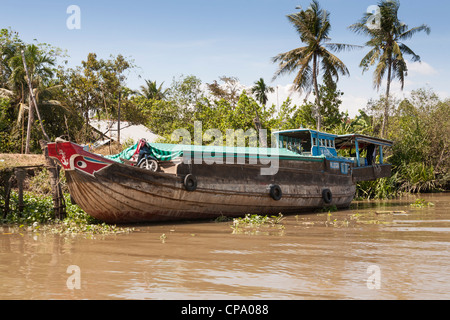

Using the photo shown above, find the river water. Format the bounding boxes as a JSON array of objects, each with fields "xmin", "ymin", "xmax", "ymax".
[{"xmin": 1, "ymin": 193, "xmax": 449, "ymax": 300}]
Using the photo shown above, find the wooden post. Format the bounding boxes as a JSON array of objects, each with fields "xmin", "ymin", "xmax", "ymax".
[
  {"xmin": 355, "ymin": 139, "xmax": 360, "ymax": 167},
  {"xmin": 39, "ymin": 140, "xmax": 66, "ymax": 220},
  {"xmin": 15, "ymin": 168, "xmax": 26, "ymax": 213},
  {"xmin": 2, "ymin": 173, "xmax": 14, "ymax": 219},
  {"xmin": 379, "ymin": 145, "xmax": 384, "ymax": 164},
  {"xmin": 117, "ymin": 91, "xmax": 121, "ymax": 145}
]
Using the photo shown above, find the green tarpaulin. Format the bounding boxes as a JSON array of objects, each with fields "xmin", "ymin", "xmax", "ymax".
[
  {"xmin": 103, "ymin": 142, "xmax": 325, "ymax": 163},
  {"xmin": 104, "ymin": 142, "xmax": 139, "ymax": 163}
]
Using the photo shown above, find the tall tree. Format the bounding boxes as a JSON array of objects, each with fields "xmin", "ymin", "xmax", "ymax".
[
  {"xmin": 8, "ymin": 44, "xmax": 56, "ymax": 152},
  {"xmin": 272, "ymin": 0, "xmax": 357, "ymax": 131},
  {"xmin": 250, "ymin": 78, "xmax": 274, "ymax": 147},
  {"xmin": 349, "ymin": 0, "xmax": 430, "ymax": 138},
  {"xmin": 57, "ymin": 53, "xmax": 134, "ymax": 141},
  {"xmin": 206, "ymin": 76, "xmax": 242, "ymax": 108}
]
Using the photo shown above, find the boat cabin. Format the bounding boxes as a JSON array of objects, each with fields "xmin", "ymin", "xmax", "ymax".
[
  {"xmin": 334, "ymin": 134, "xmax": 393, "ymax": 167},
  {"xmin": 273, "ymin": 129, "xmax": 338, "ymax": 157},
  {"xmin": 273, "ymin": 129, "xmax": 394, "ymax": 182}
]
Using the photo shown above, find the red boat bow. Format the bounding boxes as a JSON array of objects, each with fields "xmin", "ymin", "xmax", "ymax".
[{"xmin": 47, "ymin": 141, "xmax": 114, "ymax": 176}]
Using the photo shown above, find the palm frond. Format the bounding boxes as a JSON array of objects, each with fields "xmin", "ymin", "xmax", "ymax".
[
  {"xmin": 325, "ymin": 43, "xmax": 363, "ymax": 52},
  {"xmin": 398, "ymin": 24, "xmax": 431, "ymax": 41},
  {"xmin": 398, "ymin": 43, "xmax": 421, "ymax": 62},
  {"xmin": 373, "ymin": 54, "xmax": 388, "ymax": 90},
  {"xmin": 292, "ymin": 62, "xmax": 313, "ymax": 94},
  {"xmin": 272, "ymin": 47, "xmax": 311, "ymax": 79}
]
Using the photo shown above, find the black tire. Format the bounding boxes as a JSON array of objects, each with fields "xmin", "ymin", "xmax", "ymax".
[
  {"xmin": 139, "ymin": 158, "xmax": 158, "ymax": 172},
  {"xmin": 322, "ymin": 188, "xmax": 332, "ymax": 204},
  {"xmin": 270, "ymin": 185, "xmax": 282, "ymax": 201},
  {"xmin": 184, "ymin": 174, "xmax": 197, "ymax": 191}
]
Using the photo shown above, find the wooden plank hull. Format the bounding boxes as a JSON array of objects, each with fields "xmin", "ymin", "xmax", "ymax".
[
  {"xmin": 48, "ymin": 141, "xmax": 359, "ymax": 223},
  {"xmin": 64, "ymin": 160, "xmax": 355, "ymax": 223}
]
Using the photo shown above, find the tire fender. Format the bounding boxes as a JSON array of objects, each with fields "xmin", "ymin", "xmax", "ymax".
[
  {"xmin": 322, "ymin": 188, "xmax": 332, "ymax": 204},
  {"xmin": 184, "ymin": 174, "xmax": 197, "ymax": 191},
  {"xmin": 270, "ymin": 185, "xmax": 282, "ymax": 201}
]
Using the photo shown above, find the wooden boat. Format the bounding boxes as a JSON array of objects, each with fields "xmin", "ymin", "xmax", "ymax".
[{"xmin": 47, "ymin": 129, "xmax": 393, "ymax": 223}]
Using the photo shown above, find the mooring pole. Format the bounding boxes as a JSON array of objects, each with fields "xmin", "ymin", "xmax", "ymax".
[
  {"xmin": 117, "ymin": 91, "xmax": 121, "ymax": 145},
  {"xmin": 15, "ymin": 168, "xmax": 26, "ymax": 213},
  {"xmin": 39, "ymin": 140, "xmax": 66, "ymax": 220}
]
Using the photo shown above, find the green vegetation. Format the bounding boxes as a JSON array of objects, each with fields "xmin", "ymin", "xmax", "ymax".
[
  {"xmin": 2, "ymin": 191, "xmax": 132, "ymax": 235},
  {"xmin": 410, "ymin": 198, "xmax": 434, "ymax": 208},
  {"xmin": 1, "ymin": 191, "xmax": 134, "ymax": 235},
  {"xmin": 0, "ymin": 168, "xmax": 134, "ymax": 234},
  {"xmin": 231, "ymin": 213, "xmax": 285, "ymax": 235}
]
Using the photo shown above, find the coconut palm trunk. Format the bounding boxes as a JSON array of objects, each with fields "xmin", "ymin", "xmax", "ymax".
[
  {"xmin": 382, "ymin": 58, "xmax": 392, "ymax": 138},
  {"xmin": 312, "ymin": 53, "xmax": 322, "ymax": 131}
]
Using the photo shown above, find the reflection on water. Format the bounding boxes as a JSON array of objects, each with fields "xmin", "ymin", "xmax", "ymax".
[{"xmin": 1, "ymin": 193, "xmax": 450, "ymax": 300}]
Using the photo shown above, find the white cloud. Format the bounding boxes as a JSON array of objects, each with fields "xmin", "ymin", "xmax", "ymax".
[
  {"xmin": 265, "ymin": 84, "xmax": 305, "ymax": 109},
  {"xmin": 407, "ymin": 61, "xmax": 438, "ymax": 76},
  {"xmin": 340, "ymin": 95, "xmax": 369, "ymax": 117}
]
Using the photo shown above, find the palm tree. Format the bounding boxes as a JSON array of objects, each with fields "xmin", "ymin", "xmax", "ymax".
[
  {"xmin": 349, "ymin": 0, "xmax": 430, "ymax": 138},
  {"xmin": 251, "ymin": 78, "xmax": 274, "ymax": 108},
  {"xmin": 272, "ymin": 0, "xmax": 358, "ymax": 131},
  {"xmin": 8, "ymin": 44, "xmax": 56, "ymax": 152},
  {"xmin": 140, "ymin": 79, "xmax": 168, "ymax": 100},
  {"xmin": 250, "ymin": 78, "xmax": 274, "ymax": 147}
]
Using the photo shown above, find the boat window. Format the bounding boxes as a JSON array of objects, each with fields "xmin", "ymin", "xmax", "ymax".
[
  {"xmin": 277, "ymin": 131, "xmax": 312, "ymax": 153},
  {"xmin": 312, "ymin": 138, "xmax": 317, "ymax": 146}
]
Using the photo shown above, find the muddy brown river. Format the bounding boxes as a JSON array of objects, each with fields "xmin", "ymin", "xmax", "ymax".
[{"xmin": 1, "ymin": 193, "xmax": 449, "ymax": 300}]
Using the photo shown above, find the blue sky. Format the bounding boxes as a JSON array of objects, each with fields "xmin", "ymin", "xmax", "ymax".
[{"xmin": 1, "ymin": 0, "xmax": 448, "ymax": 116}]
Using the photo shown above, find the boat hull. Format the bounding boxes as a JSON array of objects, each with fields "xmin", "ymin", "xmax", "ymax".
[
  {"xmin": 65, "ymin": 160, "xmax": 355, "ymax": 223},
  {"xmin": 48, "ymin": 141, "xmax": 358, "ymax": 223}
]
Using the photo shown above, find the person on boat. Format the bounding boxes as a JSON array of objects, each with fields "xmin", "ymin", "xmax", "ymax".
[
  {"xmin": 136, "ymin": 138, "xmax": 152, "ymax": 165},
  {"xmin": 366, "ymin": 144, "xmax": 376, "ymax": 165}
]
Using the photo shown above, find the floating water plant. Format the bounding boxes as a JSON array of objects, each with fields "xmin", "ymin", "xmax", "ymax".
[
  {"xmin": 231, "ymin": 213, "xmax": 285, "ymax": 235},
  {"xmin": 410, "ymin": 198, "xmax": 435, "ymax": 208}
]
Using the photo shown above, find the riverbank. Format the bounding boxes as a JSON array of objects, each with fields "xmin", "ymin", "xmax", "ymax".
[
  {"xmin": 0, "ymin": 153, "xmax": 46, "ymax": 169},
  {"xmin": 0, "ymin": 153, "xmax": 134, "ymax": 235},
  {"xmin": 1, "ymin": 190, "xmax": 135, "ymax": 235}
]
